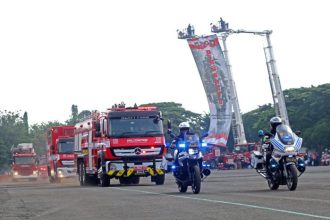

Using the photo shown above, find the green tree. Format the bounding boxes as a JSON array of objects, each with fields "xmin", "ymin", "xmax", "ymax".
[
  {"xmin": 141, "ymin": 102, "xmax": 208, "ymax": 142},
  {"xmin": 0, "ymin": 110, "xmax": 30, "ymax": 170}
]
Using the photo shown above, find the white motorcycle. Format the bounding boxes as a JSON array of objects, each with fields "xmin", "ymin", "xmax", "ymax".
[{"xmin": 251, "ymin": 124, "xmax": 305, "ymax": 191}]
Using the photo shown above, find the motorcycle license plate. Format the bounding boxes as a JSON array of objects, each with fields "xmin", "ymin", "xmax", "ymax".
[
  {"xmin": 286, "ymin": 157, "xmax": 296, "ymax": 162},
  {"xmin": 134, "ymin": 166, "xmax": 146, "ymax": 175}
]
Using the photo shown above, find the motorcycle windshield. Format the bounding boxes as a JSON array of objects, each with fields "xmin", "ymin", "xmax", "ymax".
[
  {"xmin": 177, "ymin": 133, "xmax": 200, "ymax": 149},
  {"xmin": 186, "ymin": 134, "xmax": 200, "ymax": 148},
  {"xmin": 276, "ymin": 124, "xmax": 296, "ymax": 145}
]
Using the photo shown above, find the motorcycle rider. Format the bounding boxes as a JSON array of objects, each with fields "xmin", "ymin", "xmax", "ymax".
[
  {"xmin": 264, "ymin": 116, "xmax": 283, "ymax": 176},
  {"xmin": 172, "ymin": 122, "xmax": 193, "ymax": 166}
]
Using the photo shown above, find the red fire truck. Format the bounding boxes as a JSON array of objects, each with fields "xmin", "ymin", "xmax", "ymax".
[
  {"xmin": 75, "ymin": 106, "xmax": 166, "ymax": 187},
  {"xmin": 11, "ymin": 143, "xmax": 39, "ymax": 181},
  {"xmin": 232, "ymin": 143, "xmax": 257, "ymax": 169},
  {"xmin": 37, "ymin": 155, "xmax": 48, "ymax": 179},
  {"xmin": 202, "ymin": 145, "xmax": 235, "ymax": 169},
  {"xmin": 46, "ymin": 126, "xmax": 76, "ymax": 183}
]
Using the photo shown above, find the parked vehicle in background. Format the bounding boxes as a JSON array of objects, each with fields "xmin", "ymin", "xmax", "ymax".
[
  {"xmin": 11, "ymin": 143, "xmax": 38, "ymax": 181},
  {"xmin": 202, "ymin": 145, "xmax": 235, "ymax": 169},
  {"xmin": 232, "ymin": 143, "xmax": 257, "ymax": 169},
  {"xmin": 46, "ymin": 126, "xmax": 76, "ymax": 183}
]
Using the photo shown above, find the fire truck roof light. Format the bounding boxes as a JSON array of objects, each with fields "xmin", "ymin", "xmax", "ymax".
[{"xmin": 107, "ymin": 106, "xmax": 157, "ymax": 111}]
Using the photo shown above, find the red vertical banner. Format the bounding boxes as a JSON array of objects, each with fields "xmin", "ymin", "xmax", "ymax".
[{"xmin": 188, "ymin": 35, "xmax": 232, "ymax": 146}]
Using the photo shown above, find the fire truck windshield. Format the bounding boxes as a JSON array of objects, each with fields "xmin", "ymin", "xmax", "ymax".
[
  {"xmin": 58, "ymin": 141, "xmax": 74, "ymax": 154},
  {"xmin": 109, "ymin": 116, "xmax": 163, "ymax": 137},
  {"xmin": 14, "ymin": 156, "xmax": 35, "ymax": 165}
]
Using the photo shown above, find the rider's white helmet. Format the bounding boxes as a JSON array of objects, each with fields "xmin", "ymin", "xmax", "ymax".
[
  {"xmin": 270, "ymin": 116, "xmax": 282, "ymax": 129},
  {"xmin": 179, "ymin": 122, "xmax": 190, "ymax": 130}
]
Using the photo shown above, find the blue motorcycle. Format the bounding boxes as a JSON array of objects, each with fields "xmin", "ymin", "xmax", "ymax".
[{"xmin": 166, "ymin": 121, "xmax": 210, "ymax": 194}]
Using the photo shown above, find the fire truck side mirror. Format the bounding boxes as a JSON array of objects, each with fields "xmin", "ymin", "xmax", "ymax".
[
  {"xmin": 95, "ymin": 122, "xmax": 101, "ymax": 137},
  {"xmin": 153, "ymin": 115, "xmax": 162, "ymax": 123},
  {"xmin": 167, "ymin": 119, "xmax": 172, "ymax": 135},
  {"xmin": 167, "ymin": 119, "xmax": 172, "ymax": 129}
]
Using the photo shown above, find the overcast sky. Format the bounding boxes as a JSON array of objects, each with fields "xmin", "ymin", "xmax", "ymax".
[{"xmin": 1, "ymin": 0, "xmax": 329, "ymax": 125}]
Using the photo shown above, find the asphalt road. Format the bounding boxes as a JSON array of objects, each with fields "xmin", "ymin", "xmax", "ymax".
[{"xmin": 1, "ymin": 166, "xmax": 330, "ymax": 220}]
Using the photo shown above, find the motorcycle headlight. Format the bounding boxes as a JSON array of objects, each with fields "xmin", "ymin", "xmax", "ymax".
[
  {"xmin": 14, "ymin": 171, "xmax": 18, "ymax": 176},
  {"xmin": 33, "ymin": 171, "xmax": 38, "ymax": 175},
  {"xmin": 188, "ymin": 148, "xmax": 198, "ymax": 155},
  {"xmin": 285, "ymin": 146, "xmax": 295, "ymax": 153},
  {"xmin": 201, "ymin": 142, "xmax": 207, "ymax": 147}
]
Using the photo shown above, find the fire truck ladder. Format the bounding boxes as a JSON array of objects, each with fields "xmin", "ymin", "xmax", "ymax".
[
  {"xmin": 221, "ymin": 34, "xmax": 247, "ymax": 145},
  {"xmin": 210, "ymin": 18, "xmax": 290, "ymax": 126},
  {"xmin": 263, "ymin": 32, "xmax": 290, "ymax": 125}
]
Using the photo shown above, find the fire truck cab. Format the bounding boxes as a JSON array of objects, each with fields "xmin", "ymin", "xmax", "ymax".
[
  {"xmin": 75, "ymin": 106, "xmax": 167, "ymax": 187},
  {"xmin": 46, "ymin": 126, "xmax": 76, "ymax": 183}
]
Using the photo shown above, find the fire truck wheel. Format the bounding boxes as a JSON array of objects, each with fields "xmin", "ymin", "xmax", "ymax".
[
  {"xmin": 79, "ymin": 161, "xmax": 87, "ymax": 186},
  {"xmin": 154, "ymin": 174, "xmax": 165, "ymax": 185},
  {"xmin": 99, "ymin": 173, "xmax": 110, "ymax": 187},
  {"xmin": 119, "ymin": 177, "xmax": 131, "ymax": 185},
  {"xmin": 130, "ymin": 176, "xmax": 140, "ymax": 184},
  {"xmin": 49, "ymin": 176, "xmax": 56, "ymax": 184}
]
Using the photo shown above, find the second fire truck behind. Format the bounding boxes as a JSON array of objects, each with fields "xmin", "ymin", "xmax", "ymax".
[{"xmin": 75, "ymin": 106, "xmax": 167, "ymax": 187}]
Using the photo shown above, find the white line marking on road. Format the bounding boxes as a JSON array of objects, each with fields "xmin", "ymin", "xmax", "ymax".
[{"xmin": 114, "ymin": 187, "xmax": 330, "ymax": 220}]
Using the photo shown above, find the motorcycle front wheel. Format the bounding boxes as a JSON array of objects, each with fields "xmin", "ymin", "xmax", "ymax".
[
  {"xmin": 191, "ymin": 165, "xmax": 201, "ymax": 194},
  {"xmin": 267, "ymin": 170, "xmax": 279, "ymax": 190},
  {"xmin": 286, "ymin": 164, "xmax": 298, "ymax": 191},
  {"xmin": 178, "ymin": 182, "xmax": 188, "ymax": 193}
]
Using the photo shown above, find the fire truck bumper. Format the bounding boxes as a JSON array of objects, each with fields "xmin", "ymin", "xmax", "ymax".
[
  {"xmin": 105, "ymin": 159, "xmax": 166, "ymax": 177},
  {"xmin": 12, "ymin": 171, "xmax": 39, "ymax": 179},
  {"xmin": 56, "ymin": 167, "xmax": 77, "ymax": 178}
]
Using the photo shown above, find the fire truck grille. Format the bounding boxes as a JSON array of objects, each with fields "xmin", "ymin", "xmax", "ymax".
[
  {"xmin": 61, "ymin": 160, "xmax": 75, "ymax": 168},
  {"xmin": 19, "ymin": 168, "xmax": 33, "ymax": 176},
  {"xmin": 112, "ymin": 147, "xmax": 162, "ymax": 157}
]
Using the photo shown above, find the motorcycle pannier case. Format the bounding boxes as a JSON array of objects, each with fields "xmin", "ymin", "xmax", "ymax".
[{"xmin": 251, "ymin": 151, "xmax": 264, "ymax": 169}]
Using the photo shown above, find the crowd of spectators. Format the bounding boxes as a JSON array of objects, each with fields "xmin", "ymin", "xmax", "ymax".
[{"xmin": 304, "ymin": 149, "xmax": 330, "ymax": 166}]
